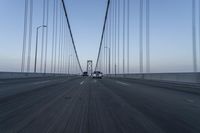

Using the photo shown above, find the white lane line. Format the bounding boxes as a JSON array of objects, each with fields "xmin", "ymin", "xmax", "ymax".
[
  {"xmin": 33, "ymin": 80, "xmax": 50, "ymax": 85},
  {"xmin": 80, "ymin": 81, "xmax": 85, "ymax": 85},
  {"xmin": 116, "ymin": 81, "xmax": 129, "ymax": 86},
  {"xmin": 185, "ymin": 99, "xmax": 195, "ymax": 103}
]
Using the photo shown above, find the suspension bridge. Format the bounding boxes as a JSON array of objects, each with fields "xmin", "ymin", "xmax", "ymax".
[{"xmin": 0, "ymin": 0, "xmax": 200, "ymax": 133}]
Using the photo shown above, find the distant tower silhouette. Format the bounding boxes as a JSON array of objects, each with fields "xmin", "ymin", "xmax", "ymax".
[{"xmin": 87, "ymin": 60, "xmax": 93, "ymax": 76}]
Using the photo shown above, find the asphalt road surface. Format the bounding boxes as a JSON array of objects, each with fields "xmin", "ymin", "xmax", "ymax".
[{"xmin": 0, "ymin": 76, "xmax": 200, "ymax": 133}]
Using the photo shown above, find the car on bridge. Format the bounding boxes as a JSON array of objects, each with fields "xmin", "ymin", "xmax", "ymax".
[
  {"xmin": 92, "ymin": 71, "xmax": 103, "ymax": 79},
  {"xmin": 82, "ymin": 72, "xmax": 88, "ymax": 77}
]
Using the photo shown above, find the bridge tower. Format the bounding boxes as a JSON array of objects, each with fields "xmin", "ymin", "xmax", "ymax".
[{"xmin": 87, "ymin": 60, "xmax": 93, "ymax": 76}]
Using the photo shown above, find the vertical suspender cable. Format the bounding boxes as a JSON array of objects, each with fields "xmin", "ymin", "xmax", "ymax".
[
  {"xmin": 61, "ymin": 16, "xmax": 64, "ymax": 73},
  {"xmin": 192, "ymin": 0, "xmax": 197, "ymax": 72},
  {"xmin": 57, "ymin": 3, "xmax": 62, "ymax": 73},
  {"xmin": 109, "ymin": 2, "xmax": 111, "ymax": 74},
  {"xmin": 27, "ymin": 0, "xmax": 33, "ymax": 72},
  {"xmin": 51, "ymin": 0, "xmax": 56, "ymax": 73},
  {"xmin": 61, "ymin": 13, "xmax": 64, "ymax": 73},
  {"xmin": 146, "ymin": 0, "xmax": 150, "ymax": 73},
  {"xmin": 105, "ymin": 28, "xmax": 107, "ymax": 73},
  {"xmin": 109, "ymin": 0, "xmax": 114, "ymax": 74},
  {"xmin": 199, "ymin": 0, "xmax": 200, "ymax": 69},
  {"xmin": 63, "ymin": 21, "xmax": 67, "ymax": 74},
  {"xmin": 139, "ymin": 0, "xmax": 143, "ymax": 73},
  {"xmin": 63, "ymin": 21, "xmax": 67, "ymax": 73},
  {"xmin": 66, "ymin": 27, "xmax": 68, "ymax": 74},
  {"xmin": 21, "ymin": 0, "xmax": 28, "ymax": 72},
  {"xmin": 72, "ymin": 54, "xmax": 74, "ymax": 73},
  {"xmin": 123, "ymin": 0, "xmax": 125, "ymax": 74},
  {"xmin": 40, "ymin": 0, "xmax": 46, "ymax": 73},
  {"xmin": 127, "ymin": 0, "xmax": 130, "ymax": 73},
  {"xmin": 113, "ymin": 0, "xmax": 115, "ymax": 74},
  {"xmin": 44, "ymin": 0, "xmax": 49, "ymax": 74},
  {"xmin": 63, "ymin": 22, "xmax": 66, "ymax": 73},
  {"xmin": 60, "ymin": 5, "xmax": 63, "ymax": 73},
  {"xmin": 68, "ymin": 36, "xmax": 70, "ymax": 75},
  {"xmin": 54, "ymin": 0, "xmax": 58, "ymax": 73},
  {"xmin": 65, "ymin": 27, "xmax": 68, "ymax": 74},
  {"xmin": 103, "ymin": 25, "xmax": 105, "ymax": 73},
  {"xmin": 111, "ymin": 0, "xmax": 114, "ymax": 74},
  {"xmin": 109, "ymin": 1, "xmax": 112, "ymax": 75},
  {"xmin": 105, "ymin": 23, "xmax": 108, "ymax": 74},
  {"xmin": 62, "ymin": 12, "xmax": 65, "ymax": 73},
  {"xmin": 114, "ymin": 0, "xmax": 117, "ymax": 75},
  {"xmin": 68, "ymin": 44, "xmax": 70, "ymax": 75},
  {"xmin": 118, "ymin": 0, "xmax": 120, "ymax": 74},
  {"xmin": 99, "ymin": 45, "xmax": 102, "ymax": 71}
]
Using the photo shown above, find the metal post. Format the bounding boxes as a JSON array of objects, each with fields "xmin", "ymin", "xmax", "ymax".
[
  {"xmin": 40, "ymin": 0, "xmax": 46, "ymax": 73},
  {"xmin": 34, "ymin": 25, "xmax": 47, "ymax": 73}
]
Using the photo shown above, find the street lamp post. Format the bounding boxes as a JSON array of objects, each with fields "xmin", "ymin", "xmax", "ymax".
[{"xmin": 34, "ymin": 25, "xmax": 47, "ymax": 73}]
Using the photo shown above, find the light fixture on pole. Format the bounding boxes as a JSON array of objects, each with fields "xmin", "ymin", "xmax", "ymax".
[{"xmin": 34, "ymin": 25, "xmax": 47, "ymax": 73}]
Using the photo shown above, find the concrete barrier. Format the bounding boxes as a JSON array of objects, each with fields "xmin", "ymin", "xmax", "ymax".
[
  {"xmin": 108, "ymin": 73, "xmax": 200, "ymax": 83},
  {"xmin": 0, "ymin": 72, "xmax": 76, "ymax": 79}
]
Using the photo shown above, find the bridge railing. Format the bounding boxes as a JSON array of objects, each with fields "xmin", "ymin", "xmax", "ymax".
[{"xmin": 106, "ymin": 72, "xmax": 200, "ymax": 83}]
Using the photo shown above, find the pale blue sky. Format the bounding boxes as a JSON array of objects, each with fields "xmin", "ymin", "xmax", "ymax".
[{"xmin": 0, "ymin": 0, "xmax": 199, "ymax": 73}]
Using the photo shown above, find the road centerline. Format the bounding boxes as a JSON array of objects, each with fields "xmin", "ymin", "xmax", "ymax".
[
  {"xmin": 33, "ymin": 80, "xmax": 51, "ymax": 85},
  {"xmin": 116, "ymin": 81, "xmax": 130, "ymax": 86},
  {"xmin": 80, "ymin": 81, "xmax": 85, "ymax": 85}
]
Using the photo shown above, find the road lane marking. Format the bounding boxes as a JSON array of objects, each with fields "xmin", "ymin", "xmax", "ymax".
[
  {"xmin": 185, "ymin": 99, "xmax": 195, "ymax": 103},
  {"xmin": 116, "ymin": 81, "xmax": 129, "ymax": 86},
  {"xmin": 33, "ymin": 80, "xmax": 50, "ymax": 85},
  {"xmin": 80, "ymin": 81, "xmax": 84, "ymax": 85}
]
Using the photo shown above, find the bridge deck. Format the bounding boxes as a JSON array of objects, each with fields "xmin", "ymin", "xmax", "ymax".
[{"xmin": 0, "ymin": 77, "xmax": 200, "ymax": 133}]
